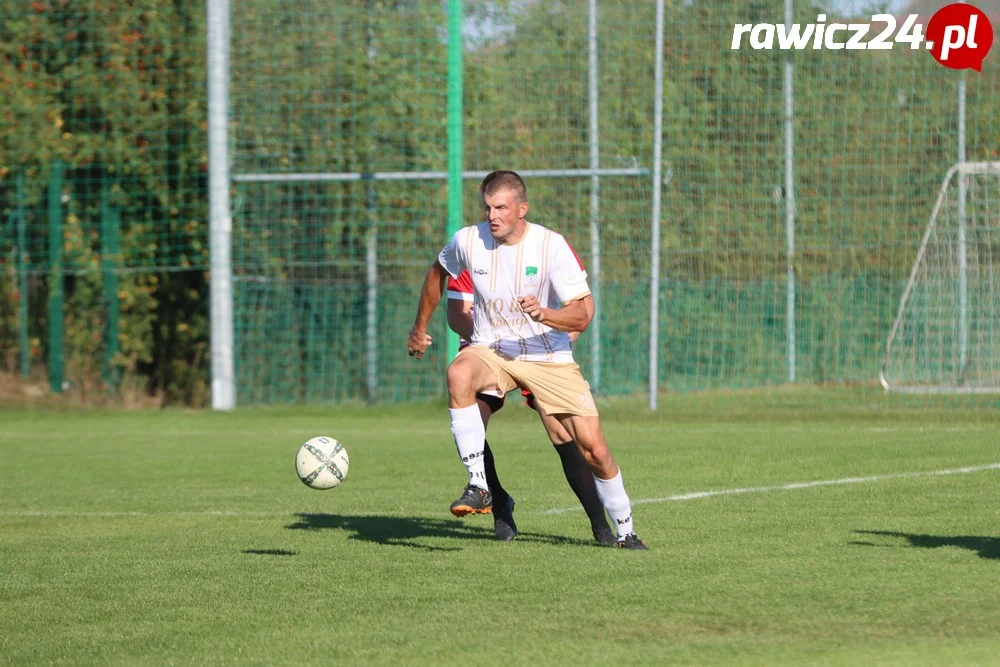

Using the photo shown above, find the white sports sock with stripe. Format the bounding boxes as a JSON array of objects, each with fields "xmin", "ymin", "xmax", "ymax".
[
  {"xmin": 449, "ymin": 405, "xmax": 488, "ymax": 490},
  {"xmin": 593, "ymin": 468, "xmax": 634, "ymax": 539}
]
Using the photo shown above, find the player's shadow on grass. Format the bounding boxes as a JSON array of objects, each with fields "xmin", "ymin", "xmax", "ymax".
[
  {"xmin": 853, "ymin": 530, "xmax": 1000, "ymax": 560},
  {"xmin": 287, "ymin": 513, "xmax": 594, "ymax": 551}
]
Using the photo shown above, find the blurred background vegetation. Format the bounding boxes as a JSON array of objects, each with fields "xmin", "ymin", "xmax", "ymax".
[{"xmin": 1, "ymin": 0, "xmax": 996, "ymax": 405}]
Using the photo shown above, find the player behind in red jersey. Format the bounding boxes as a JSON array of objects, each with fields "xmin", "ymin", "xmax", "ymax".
[{"xmin": 445, "ymin": 266, "xmax": 616, "ymax": 545}]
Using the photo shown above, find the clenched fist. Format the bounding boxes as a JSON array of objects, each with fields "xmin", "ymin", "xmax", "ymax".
[
  {"xmin": 517, "ymin": 295, "xmax": 545, "ymax": 323},
  {"xmin": 407, "ymin": 328, "xmax": 433, "ymax": 358}
]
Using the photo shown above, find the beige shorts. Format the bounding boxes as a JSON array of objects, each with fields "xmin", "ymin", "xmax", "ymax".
[{"xmin": 457, "ymin": 346, "xmax": 598, "ymax": 417}]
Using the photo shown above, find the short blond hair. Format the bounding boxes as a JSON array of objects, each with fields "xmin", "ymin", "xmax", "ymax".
[{"xmin": 480, "ymin": 170, "xmax": 527, "ymax": 202}]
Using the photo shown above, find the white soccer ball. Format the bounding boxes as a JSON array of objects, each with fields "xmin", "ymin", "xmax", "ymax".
[{"xmin": 295, "ymin": 436, "xmax": 350, "ymax": 490}]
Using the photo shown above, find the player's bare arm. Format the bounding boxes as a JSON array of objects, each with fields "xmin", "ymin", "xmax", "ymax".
[
  {"xmin": 446, "ymin": 298, "xmax": 474, "ymax": 340},
  {"xmin": 408, "ymin": 260, "xmax": 449, "ymax": 358},
  {"xmin": 517, "ymin": 293, "xmax": 594, "ymax": 333}
]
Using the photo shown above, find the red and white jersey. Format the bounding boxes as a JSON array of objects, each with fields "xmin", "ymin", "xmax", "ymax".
[
  {"xmin": 448, "ymin": 240, "xmax": 584, "ymax": 301},
  {"xmin": 447, "ymin": 270, "xmax": 476, "ymax": 353},
  {"xmin": 439, "ymin": 222, "xmax": 589, "ymax": 362},
  {"xmin": 447, "ymin": 270, "xmax": 475, "ymax": 303}
]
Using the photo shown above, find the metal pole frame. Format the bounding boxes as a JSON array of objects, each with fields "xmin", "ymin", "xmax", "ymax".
[
  {"xmin": 649, "ymin": 0, "xmax": 664, "ymax": 410},
  {"xmin": 207, "ymin": 0, "xmax": 235, "ymax": 410},
  {"xmin": 15, "ymin": 173, "xmax": 30, "ymax": 377},
  {"xmin": 784, "ymin": 0, "xmax": 797, "ymax": 384},
  {"xmin": 446, "ymin": 0, "xmax": 463, "ymax": 361},
  {"xmin": 957, "ymin": 72, "xmax": 968, "ymax": 377},
  {"xmin": 588, "ymin": 0, "xmax": 602, "ymax": 391},
  {"xmin": 880, "ymin": 161, "xmax": 1000, "ymax": 393}
]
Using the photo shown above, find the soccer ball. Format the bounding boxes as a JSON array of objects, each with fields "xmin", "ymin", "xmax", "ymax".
[{"xmin": 295, "ymin": 436, "xmax": 350, "ymax": 490}]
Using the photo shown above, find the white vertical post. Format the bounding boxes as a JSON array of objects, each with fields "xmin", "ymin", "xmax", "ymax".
[
  {"xmin": 446, "ymin": 0, "xmax": 463, "ymax": 360},
  {"xmin": 957, "ymin": 72, "xmax": 968, "ymax": 377},
  {"xmin": 649, "ymin": 0, "xmax": 664, "ymax": 411},
  {"xmin": 365, "ymin": 10, "xmax": 379, "ymax": 403},
  {"xmin": 366, "ymin": 184, "xmax": 379, "ymax": 402},
  {"xmin": 207, "ymin": 0, "xmax": 235, "ymax": 410},
  {"xmin": 588, "ymin": 0, "xmax": 601, "ymax": 390},
  {"xmin": 784, "ymin": 0, "xmax": 796, "ymax": 384}
]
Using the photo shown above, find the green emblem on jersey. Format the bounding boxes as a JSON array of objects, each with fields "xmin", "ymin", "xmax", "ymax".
[{"xmin": 525, "ymin": 266, "xmax": 538, "ymax": 276}]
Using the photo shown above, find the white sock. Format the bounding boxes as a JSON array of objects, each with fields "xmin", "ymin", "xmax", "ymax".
[
  {"xmin": 593, "ymin": 468, "xmax": 634, "ymax": 539},
  {"xmin": 449, "ymin": 405, "xmax": 488, "ymax": 490}
]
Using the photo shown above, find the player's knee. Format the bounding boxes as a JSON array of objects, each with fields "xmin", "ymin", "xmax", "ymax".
[
  {"xmin": 446, "ymin": 358, "xmax": 472, "ymax": 388},
  {"xmin": 574, "ymin": 437, "xmax": 613, "ymax": 473},
  {"xmin": 446, "ymin": 359, "xmax": 480, "ymax": 402}
]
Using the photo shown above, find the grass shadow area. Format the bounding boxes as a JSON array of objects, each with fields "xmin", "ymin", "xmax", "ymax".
[
  {"xmin": 853, "ymin": 530, "xmax": 1000, "ymax": 560},
  {"xmin": 287, "ymin": 513, "xmax": 596, "ymax": 551}
]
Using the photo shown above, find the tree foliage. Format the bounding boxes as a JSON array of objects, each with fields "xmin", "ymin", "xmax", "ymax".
[{"xmin": 0, "ymin": 0, "xmax": 996, "ymax": 402}]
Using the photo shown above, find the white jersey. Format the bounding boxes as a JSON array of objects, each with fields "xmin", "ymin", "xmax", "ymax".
[{"xmin": 438, "ymin": 221, "xmax": 590, "ymax": 362}]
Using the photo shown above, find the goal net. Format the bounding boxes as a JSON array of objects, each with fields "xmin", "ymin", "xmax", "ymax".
[{"xmin": 881, "ymin": 162, "xmax": 1000, "ymax": 393}]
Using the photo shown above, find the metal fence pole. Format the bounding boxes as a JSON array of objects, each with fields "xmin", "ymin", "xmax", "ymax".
[
  {"xmin": 784, "ymin": 0, "xmax": 797, "ymax": 384},
  {"xmin": 47, "ymin": 162, "xmax": 64, "ymax": 393},
  {"xmin": 366, "ymin": 183, "xmax": 378, "ymax": 402},
  {"xmin": 957, "ymin": 71, "xmax": 968, "ymax": 378},
  {"xmin": 648, "ymin": 0, "xmax": 664, "ymax": 410},
  {"xmin": 207, "ymin": 0, "xmax": 235, "ymax": 410},
  {"xmin": 446, "ymin": 0, "xmax": 463, "ymax": 362},
  {"xmin": 100, "ymin": 177, "xmax": 121, "ymax": 389},
  {"xmin": 588, "ymin": 0, "xmax": 602, "ymax": 390},
  {"xmin": 16, "ymin": 173, "xmax": 29, "ymax": 378}
]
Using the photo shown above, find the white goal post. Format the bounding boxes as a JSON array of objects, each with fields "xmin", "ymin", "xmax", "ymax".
[{"xmin": 881, "ymin": 161, "xmax": 1000, "ymax": 394}]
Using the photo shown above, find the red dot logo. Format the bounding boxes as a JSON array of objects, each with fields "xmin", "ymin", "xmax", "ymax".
[{"xmin": 926, "ymin": 3, "xmax": 994, "ymax": 71}]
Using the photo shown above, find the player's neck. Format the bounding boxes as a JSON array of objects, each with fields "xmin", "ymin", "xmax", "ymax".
[{"xmin": 499, "ymin": 220, "xmax": 528, "ymax": 246}]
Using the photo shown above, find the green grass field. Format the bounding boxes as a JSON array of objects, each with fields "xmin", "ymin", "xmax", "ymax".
[{"xmin": 2, "ymin": 394, "xmax": 999, "ymax": 665}]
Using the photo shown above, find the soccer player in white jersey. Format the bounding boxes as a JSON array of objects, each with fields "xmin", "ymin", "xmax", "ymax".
[
  {"xmin": 407, "ymin": 170, "xmax": 647, "ymax": 550},
  {"xmin": 447, "ymin": 270, "xmax": 616, "ymax": 545}
]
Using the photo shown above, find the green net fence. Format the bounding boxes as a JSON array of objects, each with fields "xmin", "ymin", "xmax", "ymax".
[
  {"xmin": 1, "ymin": 0, "xmax": 998, "ymax": 408},
  {"xmin": 229, "ymin": 0, "xmax": 655, "ymax": 403},
  {"xmin": 0, "ymin": 1, "xmax": 208, "ymax": 402}
]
